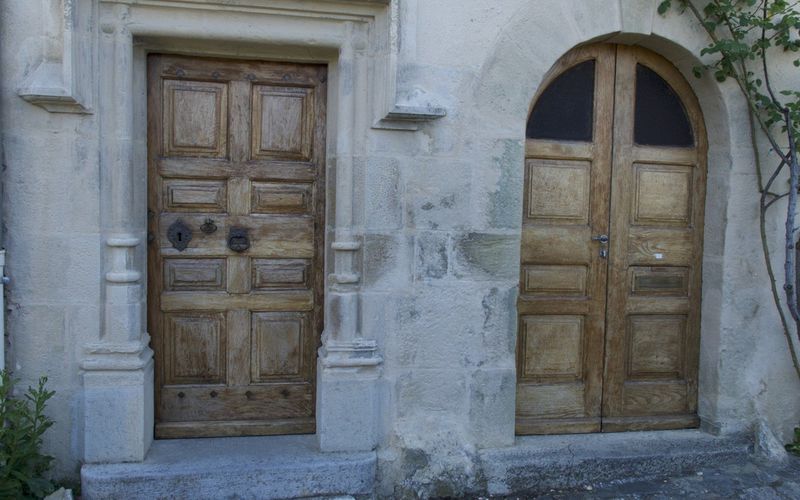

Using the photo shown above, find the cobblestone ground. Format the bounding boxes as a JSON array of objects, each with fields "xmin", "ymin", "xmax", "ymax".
[{"xmin": 495, "ymin": 455, "xmax": 800, "ymax": 499}]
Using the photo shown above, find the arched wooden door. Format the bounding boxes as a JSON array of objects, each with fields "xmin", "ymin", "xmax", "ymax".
[{"xmin": 516, "ymin": 44, "xmax": 707, "ymax": 434}]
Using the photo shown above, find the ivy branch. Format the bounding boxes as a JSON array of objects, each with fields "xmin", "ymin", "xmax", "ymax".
[{"xmin": 659, "ymin": 0, "xmax": 800, "ymax": 379}]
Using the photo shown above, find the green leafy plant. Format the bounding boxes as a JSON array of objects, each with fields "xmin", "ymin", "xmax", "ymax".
[
  {"xmin": 787, "ymin": 426, "xmax": 800, "ymax": 454},
  {"xmin": 0, "ymin": 371, "xmax": 56, "ymax": 499}
]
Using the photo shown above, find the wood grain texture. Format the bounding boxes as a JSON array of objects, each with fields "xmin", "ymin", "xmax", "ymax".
[
  {"xmin": 148, "ymin": 54, "xmax": 326, "ymax": 438},
  {"xmin": 517, "ymin": 44, "xmax": 706, "ymax": 435}
]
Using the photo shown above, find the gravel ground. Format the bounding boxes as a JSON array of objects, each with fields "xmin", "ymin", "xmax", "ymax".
[{"xmin": 488, "ymin": 455, "xmax": 800, "ymax": 499}]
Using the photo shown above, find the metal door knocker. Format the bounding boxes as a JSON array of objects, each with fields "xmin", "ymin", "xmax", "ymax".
[
  {"xmin": 200, "ymin": 218, "xmax": 217, "ymax": 234},
  {"xmin": 228, "ymin": 227, "xmax": 250, "ymax": 253},
  {"xmin": 167, "ymin": 219, "xmax": 192, "ymax": 251}
]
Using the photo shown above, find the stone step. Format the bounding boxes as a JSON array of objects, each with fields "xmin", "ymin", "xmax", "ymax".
[
  {"xmin": 81, "ymin": 435, "xmax": 375, "ymax": 500},
  {"xmin": 478, "ymin": 429, "xmax": 754, "ymax": 496}
]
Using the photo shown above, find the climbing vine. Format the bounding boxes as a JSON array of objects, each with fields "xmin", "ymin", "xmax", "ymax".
[{"xmin": 660, "ymin": 0, "xmax": 800, "ymax": 388}]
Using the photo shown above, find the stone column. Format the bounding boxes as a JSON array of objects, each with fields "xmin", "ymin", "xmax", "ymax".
[
  {"xmin": 80, "ymin": 4, "xmax": 154, "ymax": 463},
  {"xmin": 317, "ymin": 22, "xmax": 383, "ymax": 452}
]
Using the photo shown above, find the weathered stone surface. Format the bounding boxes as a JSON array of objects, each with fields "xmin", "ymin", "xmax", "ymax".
[
  {"xmin": 81, "ymin": 435, "xmax": 376, "ymax": 500},
  {"xmin": 452, "ymin": 232, "xmax": 518, "ymax": 281},
  {"xmin": 479, "ymin": 430, "xmax": 752, "ymax": 496},
  {"xmin": 414, "ymin": 231, "xmax": 448, "ymax": 280}
]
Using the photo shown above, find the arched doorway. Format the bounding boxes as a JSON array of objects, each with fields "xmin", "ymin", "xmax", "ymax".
[{"xmin": 516, "ymin": 43, "xmax": 707, "ymax": 434}]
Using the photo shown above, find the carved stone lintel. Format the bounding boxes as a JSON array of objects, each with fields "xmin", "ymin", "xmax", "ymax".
[{"xmin": 18, "ymin": 0, "xmax": 94, "ymax": 114}]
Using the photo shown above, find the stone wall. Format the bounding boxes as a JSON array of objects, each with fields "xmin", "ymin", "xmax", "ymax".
[{"xmin": 0, "ymin": 0, "xmax": 798, "ymax": 490}]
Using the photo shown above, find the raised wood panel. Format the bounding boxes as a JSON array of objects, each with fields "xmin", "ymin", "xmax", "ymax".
[
  {"xmin": 632, "ymin": 164, "xmax": 692, "ymax": 226},
  {"xmin": 251, "ymin": 182, "xmax": 312, "ymax": 215},
  {"xmin": 526, "ymin": 159, "xmax": 591, "ymax": 224},
  {"xmin": 163, "ymin": 80, "xmax": 228, "ymax": 158},
  {"xmin": 164, "ymin": 258, "xmax": 227, "ymax": 291},
  {"xmin": 521, "ymin": 315, "xmax": 584, "ymax": 380},
  {"xmin": 161, "ymin": 290, "xmax": 313, "ymax": 312},
  {"xmin": 163, "ymin": 179, "xmax": 227, "ymax": 212},
  {"xmin": 251, "ymin": 85, "xmax": 313, "ymax": 160},
  {"xmin": 522, "ymin": 265, "xmax": 587, "ymax": 296},
  {"xmin": 164, "ymin": 313, "xmax": 226, "ymax": 385},
  {"xmin": 627, "ymin": 315, "xmax": 685, "ymax": 378},
  {"xmin": 521, "ymin": 226, "xmax": 591, "ymax": 265},
  {"xmin": 630, "ymin": 266, "xmax": 689, "ymax": 297},
  {"xmin": 622, "ymin": 381, "xmax": 688, "ymax": 415},
  {"xmin": 517, "ymin": 383, "xmax": 586, "ymax": 418},
  {"xmin": 251, "ymin": 312, "xmax": 307, "ymax": 382},
  {"xmin": 252, "ymin": 259, "xmax": 310, "ymax": 290},
  {"xmin": 628, "ymin": 228, "xmax": 693, "ymax": 266},
  {"xmin": 158, "ymin": 158, "xmax": 317, "ymax": 181}
]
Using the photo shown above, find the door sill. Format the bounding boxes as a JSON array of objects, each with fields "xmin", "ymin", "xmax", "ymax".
[
  {"xmin": 481, "ymin": 428, "xmax": 752, "ymax": 496},
  {"xmin": 81, "ymin": 434, "xmax": 375, "ymax": 500}
]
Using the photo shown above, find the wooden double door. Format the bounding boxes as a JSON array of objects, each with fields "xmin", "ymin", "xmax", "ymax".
[
  {"xmin": 516, "ymin": 44, "xmax": 707, "ymax": 434},
  {"xmin": 147, "ymin": 55, "xmax": 326, "ymax": 438}
]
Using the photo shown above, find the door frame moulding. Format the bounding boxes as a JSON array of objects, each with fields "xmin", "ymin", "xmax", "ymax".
[{"xmin": 81, "ymin": 0, "xmax": 420, "ymax": 463}]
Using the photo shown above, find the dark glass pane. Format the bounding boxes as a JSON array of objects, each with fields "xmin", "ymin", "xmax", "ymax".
[
  {"xmin": 634, "ymin": 64, "xmax": 694, "ymax": 147},
  {"xmin": 526, "ymin": 60, "xmax": 595, "ymax": 142}
]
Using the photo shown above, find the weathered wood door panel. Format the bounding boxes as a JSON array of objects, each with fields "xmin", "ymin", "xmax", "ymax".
[
  {"xmin": 147, "ymin": 55, "xmax": 326, "ymax": 438},
  {"xmin": 516, "ymin": 44, "xmax": 615, "ymax": 434},
  {"xmin": 517, "ymin": 44, "xmax": 706, "ymax": 434},
  {"xmin": 601, "ymin": 46, "xmax": 706, "ymax": 432}
]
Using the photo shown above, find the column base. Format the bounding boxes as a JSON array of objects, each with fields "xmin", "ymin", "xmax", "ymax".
[
  {"xmin": 317, "ymin": 350, "xmax": 382, "ymax": 452},
  {"xmin": 82, "ymin": 354, "xmax": 154, "ymax": 463}
]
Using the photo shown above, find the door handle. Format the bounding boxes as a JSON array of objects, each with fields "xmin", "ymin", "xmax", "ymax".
[{"xmin": 592, "ymin": 234, "xmax": 609, "ymax": 259}]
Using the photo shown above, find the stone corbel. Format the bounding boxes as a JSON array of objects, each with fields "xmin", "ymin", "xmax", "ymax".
[
  {"xmin": 18, "ymin": 0, "xmax": 94, "ymax": 114},
  {"xmin": 372, "ymin": 0, "xmax": 446, "ymax": 130}
]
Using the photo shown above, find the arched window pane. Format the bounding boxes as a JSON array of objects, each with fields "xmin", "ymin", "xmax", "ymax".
[
  {"xmin": 634, "ymin": 64, "xmax": 694, "ymax": 147},
  {"xmin": 526, "ymin": 60, "xmax": 595, "ymax": 142}
]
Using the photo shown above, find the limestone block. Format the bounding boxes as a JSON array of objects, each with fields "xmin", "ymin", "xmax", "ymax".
[
  {"xmin": 470, "ymin": 139, "xmax": 525, "ymax": 230},
  {"xmin": 478, "ymin": 286, "xmax": 518, "ymax": 366},
  {"xmin": 405, "ymin": 160, "xmax": 472, "ymax": 230},
  {"xmin": 390, "ymin": 284, "xmax": 485, "ymax": 368},
  {"xmin": 395, "ymin": 369, "xmax": 467, "ymax": 418},
  {"xmin": 451, "ymin": 232, "xmax": 519, "ymax": 281},
  {"xmin": 469, "ymin": 368, "xmax": 515, "ymax": 448},
  {"xmin": 362, "ymin": 232, "xmax": 413, "ymax": 290},
  {"xmin": 317, "ymin": 363, "xmax": 380, "ymax": 452},
  {"xmin": 82, "ymin": 365, "xmax": 154, "ymax": 463},
  {"xmin": 414, "ymin": 231, "xmax": 448, "ymax": 280},
  {"xmin": 364, "ymin": 157, "xmax": 402, "ymax": 230},
  {"xmin": 8, "ymin": 305, "xmax": 67, "ymax": 371}
]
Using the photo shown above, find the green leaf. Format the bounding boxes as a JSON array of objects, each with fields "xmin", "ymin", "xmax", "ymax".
[{"xmin": 658, "ymin": 0, "xmax": 672, "ymax": 15}]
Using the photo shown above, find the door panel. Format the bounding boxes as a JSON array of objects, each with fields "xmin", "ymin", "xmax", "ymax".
[
  {"xmin": 517, "ymin": 44, "xmax": 706, "ymax": 434},
  {"xmin": 147, "ymin": 55, "xmax": 326, "ymax": 438},
  {"xmin": 516, "ymin": 45, "xmax": 615, "ymax": 434},
  {"xmin": 601, "ymin": 46, "xmax": 705, "ymax": 431}
]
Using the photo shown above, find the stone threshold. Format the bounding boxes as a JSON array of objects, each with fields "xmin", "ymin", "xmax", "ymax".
[
  {"xmin": 80, "ymin": 435, "xmax": 375, "ymax": 500},
  {"xmin": 81, "ymin": 429, "xmax": 752, "ymax": 499},
  {"xmin": 479, "ymin": 429, "xmax": 753, "ymax": 496}
]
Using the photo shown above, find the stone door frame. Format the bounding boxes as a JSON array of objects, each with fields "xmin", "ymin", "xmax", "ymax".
[{"xmin": 80, "ymin": 0, "xmax": 430, "ymax": 463}]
